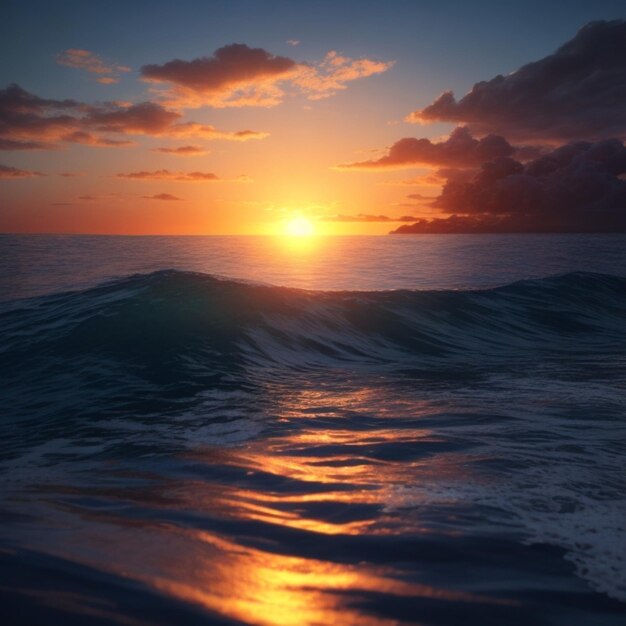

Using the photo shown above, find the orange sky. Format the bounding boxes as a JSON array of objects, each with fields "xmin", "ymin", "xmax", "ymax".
[{"xmin": 2, "ymin": 3, "xmax": 624, "ymax": 235}]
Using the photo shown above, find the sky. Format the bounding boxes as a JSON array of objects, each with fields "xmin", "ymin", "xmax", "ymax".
[{"xmin": 1, "ymin": 0, "xmax": 625, "ymax": 235}]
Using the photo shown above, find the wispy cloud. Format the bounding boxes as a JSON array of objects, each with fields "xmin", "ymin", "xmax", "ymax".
[
  {"xmin": 318, "ymin": 213, "xmax": 420, "ymax": 222},
  {"xmin": 56, "ymin": 48, "xmax": 130, "ymax": 84},
  {"xmin": 152, "ymin": 145, "xmax": 207, "ymax": 156},
  {"xmin": 141, "ymin": 193, "xmax": 183, "ymax": 200},
  {"xmin": 0, "ymin": 164, "xmax": 44, "ymax": 178},
  {"xmin": 115, "ymin": 169, "xmax": 250, "ymax": 182}
]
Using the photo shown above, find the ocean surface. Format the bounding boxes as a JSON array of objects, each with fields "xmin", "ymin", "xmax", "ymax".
[{"xmin": 1, "ymin": 233, "xmax": 625, "ymax": 625}]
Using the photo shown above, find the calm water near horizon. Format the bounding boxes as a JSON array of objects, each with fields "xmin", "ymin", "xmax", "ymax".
[
  {"xmin": 2, "ymin": 233, "xmax": 626, "ymax": 300},
  {"xmin": 1, "ymin": 234, "xmax": 625, "ymax": 625}
]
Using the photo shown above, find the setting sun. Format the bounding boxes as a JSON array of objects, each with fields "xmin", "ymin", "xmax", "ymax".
[{"xmin": 284, "ymin": 217, "xmax": 315, "ymax": 237}]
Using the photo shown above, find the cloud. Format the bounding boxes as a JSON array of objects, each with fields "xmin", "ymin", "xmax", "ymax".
[
  {"xmin": 320, "ymin": 213, "xmax": 420, "ymax": 222},
  {"xmin": 141, "ymin": 43, "xmax": 393, "ymax": 108},
  {"xmin": 286, "ymin": 40, "xmax": 300, "ymax": 47},
  {"xmin": 0, "ymin": 164, "xmax": 44, "ymax": 178},
  {"xmin": 84, "ymin": 101, "xmax": 181, "ymax": 134},
  {"xmin": 50, "ymin": 202, "xmax": 73, "ymax": 206},
  {"xmin": 141, "ymin": 193, "xmax": 183, "ymax": 201},
  {"xmin": 141, "ymin": 44, "xmax": 297, "ymax": 108},
  {"xmin": 84, "ymin": 101, "xmax": 269, "ymax": 140},
  {"xmin": 153, "ymin": 145, "xmax": 207, "ymax": 156},
  {"xmin": 63, "ymin": 131, "xmax": 134, "ymax": 147},
  {"xmin": 0, "ymin": 84, "xmax": 269, "ymax": 149},
  {"xmin": 164, "ymin": 122, "xmax": 268, "ymax": 140},
  {"xmin": 393, "ymin": 139, "xmax": 626, "ymax": 233},
  {"xmin": 56, "ymin": 49, "xmax": 130, "ymax": 83},
  {"xmin": 338, "ymin": 127, "xmax": 515, "ymax": 170},
  {"xmin": 0, "ymin": 84, "xmax": 82, "ymax": 148},
  {"xmin": 116, "ymin": 169, "xmax": 220, "ymax": 181},
  {"xmin": 408, "ymin": 20, "xmax": 626, "ymax": 143},
  {"xmin": 406, "ymin": 193, "xmax": 438, "ymax": 203},
  {"xmin": 0, "ymin": 138, "xmax": 49, "ymax": 150},
  {"xmin": 294, "ymin": 51, "xmax": 394, "ymax": 100}
]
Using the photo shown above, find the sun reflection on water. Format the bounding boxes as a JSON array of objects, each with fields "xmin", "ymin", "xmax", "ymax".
[{"xmin": 6, "ymin": 382, "xmax": 505, "ymax": 625}]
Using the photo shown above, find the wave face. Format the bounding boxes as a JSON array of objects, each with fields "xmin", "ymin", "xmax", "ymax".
[{"xmin": 1, "ymin": 271, "xmax": 626, "ymax": 625}]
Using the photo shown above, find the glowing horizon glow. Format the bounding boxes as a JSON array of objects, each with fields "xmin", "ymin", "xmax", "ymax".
[{"xmin": 284, "ymin": 217, "xmax": 315, "ymax": 237}]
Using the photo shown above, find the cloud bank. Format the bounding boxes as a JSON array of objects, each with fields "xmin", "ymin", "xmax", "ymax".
[
  {"xmin": 392, "ymin": 139, "xmax": 626, "ymax": 233},
  {"xmin": 408, "ymin": 20, "xmax": 626, "ymax": 143}
]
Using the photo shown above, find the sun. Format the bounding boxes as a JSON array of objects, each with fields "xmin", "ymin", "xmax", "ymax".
[{"xmin": 284, "ymin": 217, "xmax": 315, "ymax": 237}]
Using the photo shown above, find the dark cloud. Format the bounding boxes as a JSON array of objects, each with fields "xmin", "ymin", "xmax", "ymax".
[
  {"xmin": 338, "ymin": 127, "xmax": 515, "ymax": 170},
  {"xmin": 392, "ymin": 139, "xmax": 626, "ymax": 233},
  {"xmin": 141, "ymin": 193, "xmax": 183, "ymax": 201},
  {"xmin": 409, "ymin": 20, "xmax": 626, "ymax": 143},
  {"xmin": 0, "ymin": 164, "xmax": 44, "ymax": 178}
]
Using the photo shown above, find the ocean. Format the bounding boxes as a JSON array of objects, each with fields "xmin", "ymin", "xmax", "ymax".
[{"xmin": 1, "ymin": 233, "xmax": 625, "ymax": 625}]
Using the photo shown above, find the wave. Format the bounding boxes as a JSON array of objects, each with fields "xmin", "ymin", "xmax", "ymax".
[
  {"xmin": 0, "ymin": 269, "xmax": 623, "ymax": 430},
  {"xmin": 1, "ymin": 269, "xmax": 625, "ymax": 365},
  {"xmin": 2, "ymin": 270, "xmax": 626, "ymax": 612}
]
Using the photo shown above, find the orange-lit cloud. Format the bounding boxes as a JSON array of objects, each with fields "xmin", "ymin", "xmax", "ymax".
[
  {"xmin": 319, "ymin": 213, "xmax": 420, "ymax": 222},
  {"xmin": 116, "ymin": 169, "xmax": 221, "ymax": 181},
  {"xmin": 141, "ymin": 193, "xmax": 183, "ymax": 200},
  {"xmin": 152, "ymin": 145, "xmax": 207, "ymax": 156},
  {"xmin": 0, "ymin": 84, "xmax": 269, "ymax": 150},
  {"xmin": 294, "ymin": 51, "xmax": 394, "ymax": 100},
  {"xmin": 0, "ymin": 164, "xmax": 44, "ymax": 178},
  {"xmin": 142, "ymin": 44, "xmax": 297, "ymax": 108},
  {"xmin": 56, "ymin": 48, "xmax": 130, "ymax": 84},
  {"xmin": 63, "ymin": 130, "xmax": 134, "ymax": 147},
  {"xmin": 338, "ymin": 127, "xmax": 514, "ymax": 170},
  {"xmin": 96, "ymin": 77, "xmax": 119, "ymax": 85},
  {"xmin": 141, "ymin": 43, "xmax": 393, "ymax": 108},
  {"xmin": 406, "ymin": 192, "xmax": 438, "ymax": 203}
]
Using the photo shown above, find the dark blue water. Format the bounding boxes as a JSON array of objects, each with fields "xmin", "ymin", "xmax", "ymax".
[{"xmin": 1, "ymin": 235, "xmax": 625, "ymax": 625}]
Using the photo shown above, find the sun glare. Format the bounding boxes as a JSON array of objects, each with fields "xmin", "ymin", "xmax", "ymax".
[{"xmin": 284, "ymin": 217, "xmax": 315, "ymax": 237}]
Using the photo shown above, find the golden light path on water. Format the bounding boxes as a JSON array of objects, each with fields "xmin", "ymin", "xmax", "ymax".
[
  {"xmin": 0, "ymin": 381, "xmax": 517, "ymax": 626},
  {"xmin": 11, "ymin": 384, "xmax": 512, "ymax": 626}
]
